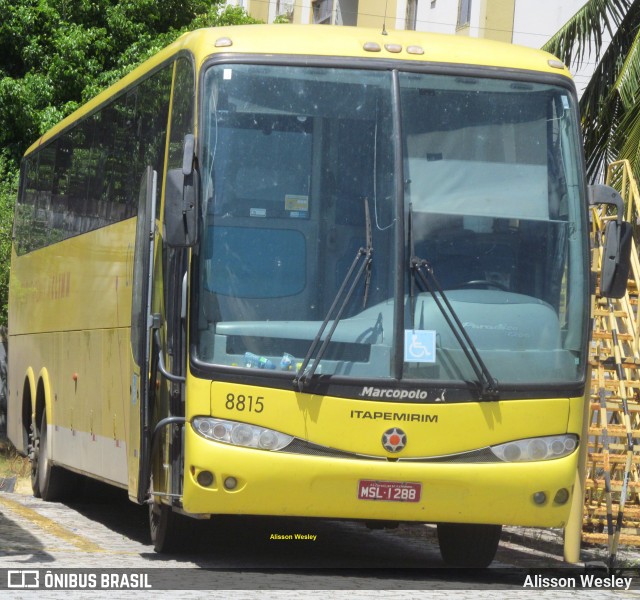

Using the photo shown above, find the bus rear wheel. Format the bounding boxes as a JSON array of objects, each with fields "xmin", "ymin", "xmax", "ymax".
[
  {"xmin": 437, "ymin": 523, "xmax": 502, "ymax": 568},
  {"xmin": 33, "ymin": 412, "xmax": 79, "ymax": 502},
  {"xmin": 29, "ymin": 421, "xmax": 41, "ymax": 498}
]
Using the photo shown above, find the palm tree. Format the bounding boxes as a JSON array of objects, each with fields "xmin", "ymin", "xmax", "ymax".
[{"xmin": 543, "ymin": 0, "xmax": 640, "ymax": 183}]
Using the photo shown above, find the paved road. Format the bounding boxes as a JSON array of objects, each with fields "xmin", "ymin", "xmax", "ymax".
[{"xmin": 0, "ymin": 482, "xmax": 638, "ymax": 598}]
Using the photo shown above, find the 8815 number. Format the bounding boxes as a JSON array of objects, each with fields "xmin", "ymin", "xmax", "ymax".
[{"xmin": 225, "ymin": 393, "xmax": 264, "ymax": 413}]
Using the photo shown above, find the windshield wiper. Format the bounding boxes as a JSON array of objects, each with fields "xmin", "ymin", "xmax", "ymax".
[
  {"xmin": 408, "ymin": 206, "xmax": 498, "ymax": 400},
  {"xmin": 294, "ymin": 199, "xmax": 373, "ymax": 392},
  {"xmin": 410, "ymin": 257, "xmax": 498, "ymax": 399}
]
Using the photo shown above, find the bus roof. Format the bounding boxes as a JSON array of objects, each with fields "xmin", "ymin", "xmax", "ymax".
[{"xmin": 25, "ymin": 24, "xmax": 572, "ymax": 157}]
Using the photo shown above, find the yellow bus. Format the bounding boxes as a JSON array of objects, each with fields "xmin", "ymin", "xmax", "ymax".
[{"xmin": 7, "ymin": 24, "xmax": 630, "ymax": 567}]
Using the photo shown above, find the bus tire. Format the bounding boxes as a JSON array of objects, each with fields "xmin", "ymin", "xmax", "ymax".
[
  {"xmin": 437, "ymin": 523, "xmax": 502, "ymax": 568},
  {"xmin": 34, "ymin": 412, "xmax": 79, "ymax": 502},
  {"xmin": 149, "ymin": 502, "xmax": 186, "ymax": 553},
  {"xmin": 29, "ymin": 421, "xmax": 42, "ymax": 498}
]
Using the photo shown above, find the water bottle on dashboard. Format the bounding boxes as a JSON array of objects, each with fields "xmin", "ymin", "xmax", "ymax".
[{"xmin": 244, "ymin": 352, "xmax": 276, "ymax": 369}]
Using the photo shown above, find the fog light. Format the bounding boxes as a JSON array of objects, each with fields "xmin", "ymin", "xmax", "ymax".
[
  {"xmin": 554, "ymin": 488, "xmax": 570, "ymax": 505},
  {"xmin": 533, "ymin": 491, "xmax": 547, "ymax": 505},
  {"xmin": 224, "ymin": 476, "xmax": 238, "ymax": 490},
  {"xmin": 196, "ymin": 470, "xmax": 214, "ymax": 487}
]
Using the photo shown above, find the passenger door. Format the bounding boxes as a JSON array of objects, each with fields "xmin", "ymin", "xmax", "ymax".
[{"xmin": 128, "ymin": 166, "xmax": 157, "ymax": 504}]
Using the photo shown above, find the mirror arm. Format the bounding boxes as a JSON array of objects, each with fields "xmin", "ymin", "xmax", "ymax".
[
  {"xmin": 152, "ymin": 317, "xmax": 186, "ymax": 384},
  {"xmin": 588, "ymin": 184, "xmax": 624, "ymax": 223}
]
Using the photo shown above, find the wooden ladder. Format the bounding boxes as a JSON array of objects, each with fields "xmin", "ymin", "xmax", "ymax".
[{"xmin": 584, "ymin": 160, "xmax": 640, "ymax": 560}]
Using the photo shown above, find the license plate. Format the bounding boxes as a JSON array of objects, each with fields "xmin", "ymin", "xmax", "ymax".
[{"xmin": 357, "ymin": 480, "xmax": 422, "ymax": 503}]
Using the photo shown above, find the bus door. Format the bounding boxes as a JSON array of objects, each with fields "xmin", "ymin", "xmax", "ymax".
[
  {"xmin": 128, "ymin": 166, "xmax": 157, "ymax": 504},
  {"xmin": 128, "ymin": 57, "xmax": 195, "ymax": 505}
]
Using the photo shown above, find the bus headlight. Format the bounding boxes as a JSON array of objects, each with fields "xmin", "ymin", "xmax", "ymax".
[
  {"xmin": 192, "ymin": 417, "xmax": 294, "ymax": 451},
  {"xmin": 490, "ymin": 434, "xmax": 578, "ymax": 462}
]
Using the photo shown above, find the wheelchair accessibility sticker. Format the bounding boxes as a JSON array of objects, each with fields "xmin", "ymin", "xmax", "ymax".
[{"xmin": 404, "ymin": 330, "xmax": 436, "ymax": 363}]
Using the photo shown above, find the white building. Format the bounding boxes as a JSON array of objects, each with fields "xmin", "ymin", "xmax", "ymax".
[
  {"xmin": 228, "ymin": 0, "xmax": 595, "ymax": 91},
  {"xmin": 407, "ymin": 0, "xmax": 595, "ymax": 92},
  {"xmin": 238, "ymin": 0, "xmax": 599, "ymax": 92}
]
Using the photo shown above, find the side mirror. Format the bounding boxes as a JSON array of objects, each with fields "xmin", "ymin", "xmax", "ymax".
[
  {"xmin": 589, "ymin": 184, "xmax": 632, "ymax": 299},
  {"xmin": 165, "ymin": 134, "xmax": 198, "ymax": 247}
]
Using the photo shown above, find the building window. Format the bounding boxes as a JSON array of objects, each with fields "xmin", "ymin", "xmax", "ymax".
[
  {"xmin": 457, "ymin": 0, "xmax": 471, "ymax": 27},
  {"xmin": 312, "ymin": 0, "xmax": 332, "ymax": 24},
  {"xmin": 275, "ymin": 0, "xmax": 294, "ymax": 22}
]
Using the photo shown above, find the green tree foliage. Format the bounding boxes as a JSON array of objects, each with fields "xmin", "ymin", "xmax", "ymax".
[
  {"xmin": 0, "ymin": 0, "xmax": 259, "ymax": 326},
  {"xmin": 0, "ymin": 154, "xmax": 16, "ymax": 326},
  {"xmin": 543, "ymin": 0, "xmax": 640, "ymax": 183}
]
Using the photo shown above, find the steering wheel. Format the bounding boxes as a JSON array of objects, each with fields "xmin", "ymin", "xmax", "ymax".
[{"xmin": 459, "ymin": 279, "xmax": 509, "ymax": 291}]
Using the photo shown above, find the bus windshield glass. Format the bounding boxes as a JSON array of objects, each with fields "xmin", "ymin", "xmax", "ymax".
[
  {"xmin": 401, "ymin": 73, "xmax": 587, "ymax": 388},
  {"xmin": 195, "ymin": 64, "xmax": 587, "ymax": 390}
]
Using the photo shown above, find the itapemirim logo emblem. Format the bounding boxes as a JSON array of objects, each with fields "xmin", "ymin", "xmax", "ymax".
[{"xmin": 381, "ymin": 427, "xmax": 407, "ymax": 453}]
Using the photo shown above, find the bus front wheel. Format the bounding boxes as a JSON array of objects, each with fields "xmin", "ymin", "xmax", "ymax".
[
  {"xmin": 149, "ymin": 502, "xmax": 188, "ymax": 553},
  {"xmin": 437, "ymin": 523, "xmax": 502, "ymax": 567}
]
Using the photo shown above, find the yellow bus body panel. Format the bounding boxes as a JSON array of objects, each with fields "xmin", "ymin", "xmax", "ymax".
[
  {"xmin": 207, "ymin": 383, "xmax": 570, "ymax": 456},
  {"xmin": 8, "ymin": 220, "xmax": 134, "ymax": 484},
  {"xmin": 184, "ymin": 432, "xmax": 576, "ymax": 527},
  {"xmin": 182, "ymin": 379, "xmax": 581, "ymax": 526}
]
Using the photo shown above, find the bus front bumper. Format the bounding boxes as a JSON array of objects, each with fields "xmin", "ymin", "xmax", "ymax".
[{"xmin": 182, "ymin": 427, "xmax": 577, "ymax": 527}]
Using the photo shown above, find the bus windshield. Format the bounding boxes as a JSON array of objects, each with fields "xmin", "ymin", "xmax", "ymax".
[{"xmin": 195, "ymin": 63, "xmax": 588, "ymax": 391}]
